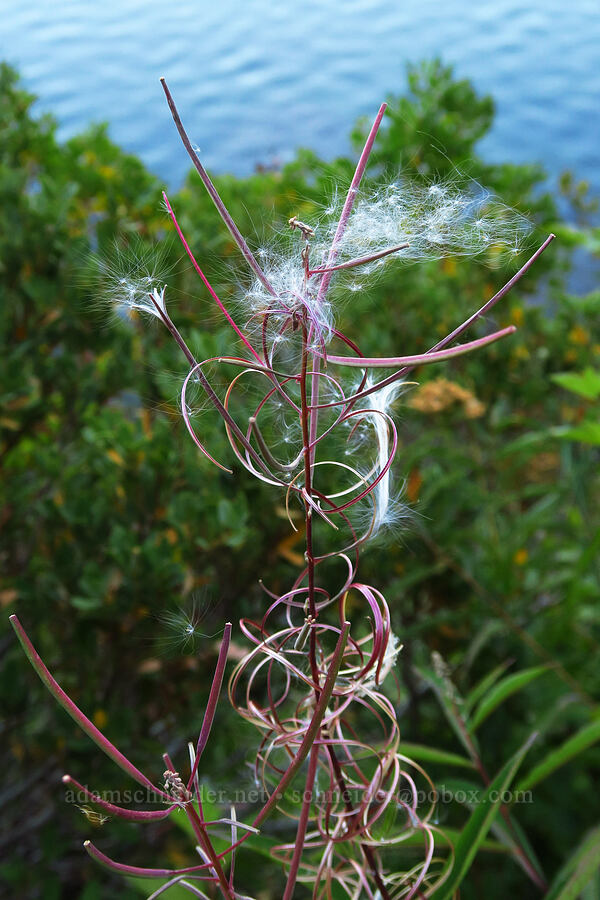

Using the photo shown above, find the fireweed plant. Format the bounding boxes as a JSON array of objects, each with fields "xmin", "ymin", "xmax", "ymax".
[{"xmin": 10, "ymin": 81, "xmax": 555, "ymax": 899}]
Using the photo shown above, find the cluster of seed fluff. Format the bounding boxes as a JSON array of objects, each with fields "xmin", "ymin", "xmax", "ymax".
[
  {"xmin": 366, "ymin": 379, "xmax": 407, "ymax": 535},
  {"xmin": 236, "ymin": 178, "xmax": 530, "ymax": 358},
  {"xmin": 115, "ymin": 279, "xmax": 167, "ymax": 319},
  {"xmin": 95, "ymin": 241, "xmax": 171, "ymax": 321},
  {"xmin": 335, "ymin": 180, "xmax": 531, "ymax": 262},
  {"xmin": 245, "ymin": 241, "xmax": 335, "ymax": 349}
]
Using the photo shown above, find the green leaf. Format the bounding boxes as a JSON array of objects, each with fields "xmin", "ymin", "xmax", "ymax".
[
  {"xmin": 566, "ymin": 527, "xmax": 600, "ymax": 605},
  {"xmin": 415, "ymin": 663, "xmax": 478, "ymax": 759},
  {"xmin": 582, "ymin": 872, "xmax": 600, "ymax": 900},
  {"xmin": 545, "ymin": 825, "xmax": 600, "ymax": 900},
  {"xmin": 464, "ymin": 660, "xmax": 513, "ymax": 716},
  {"xmin": 491, "ymin": 814, "xmax": 546, "ymax": 885},
  {"xmin": 552, "ymin": 369, "xmax": 600, "ymax": 401},
  {"xmin": 560, "ymin": 422, "xmax": 600, "ymax": 445},
  {"xmin": 469, "ymin": 666, "xmax": 550, "ymax": 730},
  {"xmin": 516, "ymin": 717, "xmax": 600, "ymax": 792},
  {"xmin": 435, "ymin": 733, "xmax": 536, "ymax": 899},
  {"xmin": 70, "ymin": 595, "xmax": 103, "ymax": 611},
  {"xmin": 399, "ymin": 742, "xmax": 475, "ymax": 770}
]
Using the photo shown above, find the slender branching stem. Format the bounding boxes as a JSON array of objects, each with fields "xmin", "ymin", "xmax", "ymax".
[
  {"xmin": 308, "ymin": 242, "xmax": 409, "ymax": 275},
  {"xmin": 282, "ymin": 743, "xmax": 320, "ymax": 900},
  {"xmin": 160, "ymin": 78, "xmax": 276, "ymax": 297},
  {"xmin": 295, "ymin": 316, "xmax": 392, "ymax": 899},
  {"xmin": 186, "ymin": 803, "xmax": 235, "ymax": 900}
]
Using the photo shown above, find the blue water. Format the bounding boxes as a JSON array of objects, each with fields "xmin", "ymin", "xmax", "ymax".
[{"xmin": 2, "ymin": 0, "xmax": 599, "ymax": 197}]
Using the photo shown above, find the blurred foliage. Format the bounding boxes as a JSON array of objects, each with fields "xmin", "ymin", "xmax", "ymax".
[{"xmin": 1, "ymin": 59, "xmax": 599, "ymax": 898}]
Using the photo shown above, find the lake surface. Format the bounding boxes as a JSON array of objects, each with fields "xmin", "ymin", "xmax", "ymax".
[{"xmin": 2, "ymin": 0, "xmax": 599, "ymax": 198}]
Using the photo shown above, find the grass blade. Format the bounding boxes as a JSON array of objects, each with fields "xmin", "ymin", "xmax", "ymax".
[
  {"xmin": 464, "ymin": 660, "xmax": 513, "ymax": 716},
  {"xmin": 470, "ymin": 665, "xmax": 550, "ymax": 731},
  {"xmin": 399, "ymin": 742, "xmax": 475, "ymax": 770},
  {"xmin": 545, "ymin": 825, "xmax": 600, "ymax": 900},
  {"xmin": 435, "ymin": 732, "xmax": 537, "ymax": 899},
  {"xmin": 516, "ymin": 717, "xmax": 600, "ymax": 792}
]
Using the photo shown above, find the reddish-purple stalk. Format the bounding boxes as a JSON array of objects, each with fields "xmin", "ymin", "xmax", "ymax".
[
  {"xmin": 290, "ymin": 313, "xmax": 394, "ymax": 898},
  {"xmin": 307, "ymin": 233, "xmax": 555, "ymax": 413},
  {"xmin": 282, "ymin": 743, "xmax": 319, "ymax": 900},
  {"xmin": 188, "ymin": 622, "xmax": 232, "ymax": 789},
  {"xmin": 319, "ymin": 325, "xmax": 517, "ymax": 368},
  {"xmin": 9, "ymin": 614, "xmax": 168, "ymax": 799},
  {"xmin": 160, "ymin": 78, "xmax": 276, "ymax": 299},
  {"xmin": 293, "ymin": 318, "xmax": 392, "ymax": 899},
  {"xmin": 186, "ymin": 803, "xmax": 235, "ymax": 899},
  {"xmin": 308, "ymin": 101, "xmax": 388, "ymax": 470},
  {"xmin": 251, "ymin": 622, "xmax": 351, "ymax": 829},
  {"xmin": 11, "ymin": 613, "xmax": 239, "ymax": 895},
  {"xmin": 308, "ymin": 241, "xmax": 409, "ymax": 275}
]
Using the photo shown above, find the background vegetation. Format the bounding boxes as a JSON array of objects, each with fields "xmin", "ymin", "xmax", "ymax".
[{"xmin": 1, "ymin": 59, "xmax": 599, "ymax": 898}]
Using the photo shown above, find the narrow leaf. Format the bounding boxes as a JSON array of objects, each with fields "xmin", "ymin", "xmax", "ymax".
[
  {"xmin": 399, "ymin": 742, "xmax": 475, "ymax": 770},
  {"xmin": 464, "ymin": 660, "xmax": 513, "ymax": 716},
  {"xmin": 401, "ymin": 826, "xmax": 509, "ymax": 854},
  {"xmin": 435, "ymin": 732, "xmax": 537, "ymax": 899},
  {"xmin": 545, "ymin": 825, "xmax": 600, "ymax": 900},
  {"xmin": 470, "ymin": 666, "xmax": 550, "ymax": 731},
  {"xmin": 516, "ymin": 717, "xmax": 600, "ymax": 792},
  {"xmin": 560, "ymin": 422, "xmax": 600, "ymax": 445},
  {"xmin": 416, "ymin": 663, "xmax": 478, "ymax": 760}
]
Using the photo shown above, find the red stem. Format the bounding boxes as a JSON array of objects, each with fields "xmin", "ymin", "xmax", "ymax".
[
  {"xmin": 160, "ymin": 79, "xmax": 276, "ymax": 298},
  {"xmin": 186, "ymin": 803, "xmax": 234, "ymax": 900},
  {"xmin": 308, "ymin": 102, "xmax": 388, "ymax": 465},
  {"xmin": 282, "ymin": 743, "xmax": 320, "ymax": 900},
  {"xmin": 10, "ymin": 615, "xmax": 167, "ymax": 798},
  {"xmin": 188, "ymin": 623, "xmax": 232, "ymax": 790}
]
